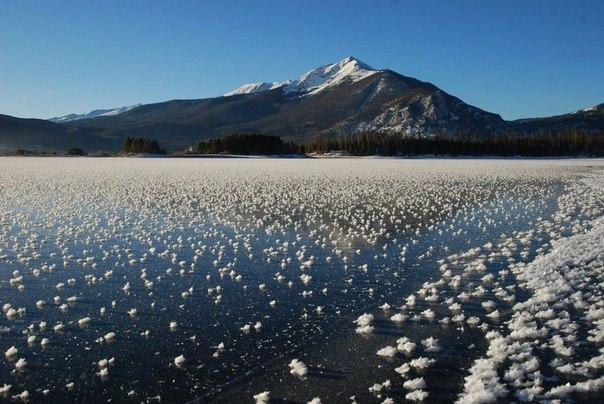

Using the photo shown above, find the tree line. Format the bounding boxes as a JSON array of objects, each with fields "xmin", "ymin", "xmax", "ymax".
[
  {"xmin": 195, "ymin": 133, "xmax": 305, "ymax": 155},
  {"xmin": 122, "ymin": 137, "xmax": 166, "ymax": 154},
  {"xmin": 109, "ymin": 130, "xmax": 604, "ymax": 157},
  {"xmin": 304, "ymin": 129, "xmax": 604, "ymax": 157}
]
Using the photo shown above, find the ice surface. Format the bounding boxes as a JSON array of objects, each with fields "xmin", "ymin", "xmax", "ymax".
[{"xmin": 0, "ymin": 157, "xmax": 601, "ymax": 402}]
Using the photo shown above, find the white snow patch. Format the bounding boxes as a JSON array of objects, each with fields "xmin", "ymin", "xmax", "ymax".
[{"xmin": 224, "ymin": 56, "xmax": 378, "ymax": 97}]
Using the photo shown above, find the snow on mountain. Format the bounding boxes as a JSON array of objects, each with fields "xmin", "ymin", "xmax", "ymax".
[
  {"xmin": 100, "ymin": 104, "xmax": 142, "ymax": 117},
  {"xmin": 50, "ymin": 104, "xmax": 141, "ymax": 123},
  {"xmin": 224, "ymin": 56, "xmax": 378, "ymax": 97},
  {"xmin": 284, "ymin": 56, "xmax": 377, "ymax": 94},
  {"xmin": 573, "ymin": 104, "xmax": 601, "ymax": 114},
  {"xmin": 223, "ymin": 81, "xmax": 290, "ymax": 97}
]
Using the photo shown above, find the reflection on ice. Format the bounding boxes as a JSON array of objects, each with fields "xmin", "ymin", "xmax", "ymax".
[{"xmin": 0, "ymin": 157, "xmax": 601, "ymax": 402}]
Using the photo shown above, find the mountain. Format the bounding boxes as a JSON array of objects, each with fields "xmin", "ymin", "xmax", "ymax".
[
  {"xmin": 221, "ymin": 56, "xmax": 507, "ymax": 138},
  {"xmin": 50, "ymin": 104, "xmax": 142, "ymax": 123},
  {"xmin": 54, "ymin": 57, "xmax": 509, "ymax": 150},
  {"xmin": 0, "ymin": 57, "xmax": 602, "ymax": 153},
  {"xmin": 510, "ymin": 103, "xmax": 604, "ymax": 134}
]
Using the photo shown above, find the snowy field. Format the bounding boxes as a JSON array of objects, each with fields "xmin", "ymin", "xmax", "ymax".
[{"xmin": 0, "ymin": 157, "xmax": 602, "ymax": 403}]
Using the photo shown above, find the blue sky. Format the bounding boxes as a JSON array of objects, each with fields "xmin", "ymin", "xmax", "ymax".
[{"xmin": 1, "ymin": 0, "xmax": 602, "ymax": 120}]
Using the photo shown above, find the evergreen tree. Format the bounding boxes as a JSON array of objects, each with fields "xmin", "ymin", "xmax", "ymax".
[
  {"xmin": 122, "ymin": 137, "xmax": 166, "ymax": 154},
  {"xmin": 66, "ymin": 147, "xmax": 86, "ymax": 156},
  {"xmin": 304, "ymin": 129, "xmax": 603, "ymax": 157},
  {"xmin": 195, "ymin": 133, "xmax": 303, "ymax": 155}
]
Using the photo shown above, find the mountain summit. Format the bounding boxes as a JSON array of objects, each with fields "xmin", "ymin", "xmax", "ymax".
[{"xmin": 224, "ymin": 56, "xmax": 378, "ymax": 96}]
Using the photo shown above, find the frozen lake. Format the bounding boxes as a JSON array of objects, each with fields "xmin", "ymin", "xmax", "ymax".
[{"xmin": 0, "ymin": 157, "xmax": 602, "ymax": 403}]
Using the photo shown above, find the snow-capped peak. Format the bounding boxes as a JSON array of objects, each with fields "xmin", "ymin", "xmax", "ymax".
[
  {"xmin": 284, "ymin": 56, "xmax": 376, "ymax": 94},
  {"xmin": 223, "ymin": 56, "xmax": 378, "ymax": 97}
]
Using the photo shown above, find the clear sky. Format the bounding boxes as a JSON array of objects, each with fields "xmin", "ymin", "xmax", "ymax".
[{"xmin": 1, "ymin": 0, "xmax": 602, "ymax": 121}]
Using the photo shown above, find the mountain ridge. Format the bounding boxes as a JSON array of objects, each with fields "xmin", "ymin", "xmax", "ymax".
[
  {"xmin": 1, "ymin": 57, "xmax": 602, "ymax": 152},
  {"xmin": 50, "ymin": 104, "xmax": 142, "ymax": 123}
]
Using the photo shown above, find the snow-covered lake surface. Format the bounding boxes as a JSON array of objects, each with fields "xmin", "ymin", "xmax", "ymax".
[{"xmin": 0, "ymin": 157, "xmax": 602, "ymax": 403}]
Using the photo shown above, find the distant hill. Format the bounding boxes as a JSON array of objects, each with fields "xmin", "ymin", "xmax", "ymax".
[
  {"xmin": 0, "ymin": 114, "xmax": 124, "ymax": 153},
  {"xmin": 510, "ymin": 103, "xmax": 604, "ymax": 135},
  {"xmin": 0, "ymin": 114, "xmax": 69, "ymax": 151},
  {"xmin": 0, "ymin": 57, "xmax": 602, "ymax": 153}
]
